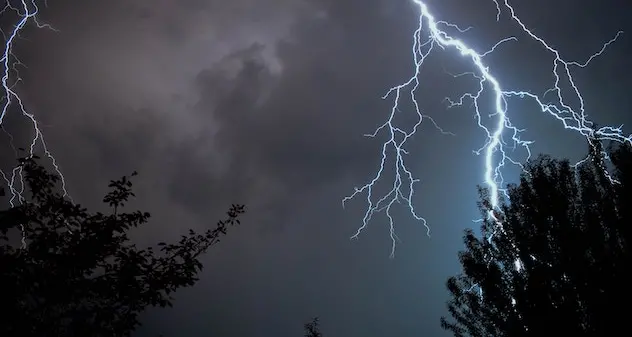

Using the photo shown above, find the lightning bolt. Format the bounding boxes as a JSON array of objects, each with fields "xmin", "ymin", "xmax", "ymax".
[
  {"xmin": 343, "ymin": 0, "xmax": 629, "ymax": 257},
  {"xmin": 1, "ymin": 0, "xmax": 68, "ymax": 204},
  {"xmin": 1, "ymin": 0, "xmax": 70, "ymax": 247}
]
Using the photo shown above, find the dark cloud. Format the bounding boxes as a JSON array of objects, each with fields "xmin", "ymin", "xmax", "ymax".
[{"xmin": 160, "ymin": 8, "xmax": 408, "ymax": 226}]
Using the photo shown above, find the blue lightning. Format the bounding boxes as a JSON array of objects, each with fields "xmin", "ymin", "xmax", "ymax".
[
  {"xmin": 1, "ymin": 0, "xmax": 70, "ymax": 247},
  {"xmin": 1, "ymin": 0, "xmax": 68, "ymax": 207},
  {"xmin": 344, "ymin": 0, "xmax": 630, "ymax": 257}
]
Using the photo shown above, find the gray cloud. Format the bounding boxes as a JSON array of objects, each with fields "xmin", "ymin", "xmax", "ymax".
[{"xmin": 14, "ymin": 0, "xmax": 320, "ymax": 217}]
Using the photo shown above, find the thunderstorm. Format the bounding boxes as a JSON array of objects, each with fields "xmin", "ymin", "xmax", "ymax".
[
  {"xmin": 343, "ymin": 0, "xmax": 629, "ymax": 257},
  {"xmin": 0, "ymin": 0, "xmax": 630, "ymax": 258}
]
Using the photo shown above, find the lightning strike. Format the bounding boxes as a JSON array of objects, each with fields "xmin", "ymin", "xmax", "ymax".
[
  {"xmin": 1, "ymin": 0, "xmax": 68, "ymax": 202},
  {"xmin": 1, "ymin": 0, "xmax": 70, "ymax": 247},
  {"xmin": 344, "ymin": 0, "xmax": 629, "ymax": 257}
]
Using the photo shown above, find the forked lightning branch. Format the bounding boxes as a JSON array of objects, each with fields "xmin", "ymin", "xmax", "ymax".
[{"xmin": 343, "ymin": 0, "xmax": 629, "ymax": 257}]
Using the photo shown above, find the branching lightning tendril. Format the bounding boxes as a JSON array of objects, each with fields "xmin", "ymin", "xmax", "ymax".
[
  {"xmin": 1, "ymin": 0, "xmax": 69, "ymax": 247},
  {"xmin": 343, "ymin": 0, "xmax": 630, "ymax": 258}
]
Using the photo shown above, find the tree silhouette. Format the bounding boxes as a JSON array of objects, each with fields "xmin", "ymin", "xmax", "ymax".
[
  {"xmin": 304, "ymin": 317, "xmax": 323, "ymax": 337},
  {"xmin": 440, "ymin": 141, "xmax": 632, "ymax": 336},
  {"xmin": 0, "ymin": 156, "xmax": 245, "ymax": 337}
]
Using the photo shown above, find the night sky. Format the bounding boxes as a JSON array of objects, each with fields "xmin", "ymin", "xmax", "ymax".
[{"xmin": 2, "ymin": 1, "xmax": 632, "ymax": 337}]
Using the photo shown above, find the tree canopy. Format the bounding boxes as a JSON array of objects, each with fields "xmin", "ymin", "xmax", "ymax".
[
  {"xmin": 0, "ymin": 156, "xmax": 245, "ymax": 337},
  {"xmin": 441, "ymin": 141, "xmax": 632, "ymax": 336},
  {"xmin": 304, "ymin": 317, "xmax": 323, "ymax": 337}
]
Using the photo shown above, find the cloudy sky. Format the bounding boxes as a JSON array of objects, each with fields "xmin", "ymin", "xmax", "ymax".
[{"xmin": 2, "ymin": 0, "xmax": 632, "ymax": 336}]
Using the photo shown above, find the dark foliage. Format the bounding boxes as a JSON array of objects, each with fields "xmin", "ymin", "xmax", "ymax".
[
  {"xmin": 441, "ymin": 141, "xmax": 632, "ymax": 336},
  {"xmin": 304, "ymin": 317, "xmax": 322, "ymax": 337},
  {"xmin": 0, "ymin": 156, "xmax": 245, "ymax": 337}
]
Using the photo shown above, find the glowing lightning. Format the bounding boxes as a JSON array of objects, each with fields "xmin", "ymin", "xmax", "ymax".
[
  {"xmin": 1, "ymin": 1, "xmax": 71, "ymax": 248},
  {"xmin": 1, "ymin": 0, "xmax": 69, "ymax": 209},
  {"xmin": 343, "ymin": 0, "xmax": 629, "ymax": 257}
]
